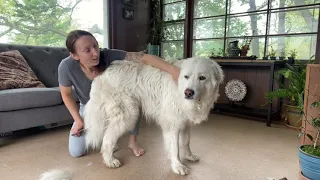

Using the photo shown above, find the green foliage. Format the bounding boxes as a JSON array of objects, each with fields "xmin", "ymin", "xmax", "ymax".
[
  {"xmin": 289, "ymin": 49, "xmax": 298, "ymax": 58},
  {"xmin": 264, "ymin": 59, "xmax": 313, "ymax": 111},
  {"xmin": 149, "ymin": 0, "xmax": 169, "ymax": 45},
  {"xmin": 299, "ymin": 98, "xmax": 320, "ymax": 157},
  {"xmin": 302, "ymin": 145, "xmax": 320, "ymax": 157},
  {"xmin": 0, "ymin": 0, "xmax": 82, "ymax": 46},
  {"xmin": 269, "ymin": 46, "xmax": 277, "ymax": 57}
]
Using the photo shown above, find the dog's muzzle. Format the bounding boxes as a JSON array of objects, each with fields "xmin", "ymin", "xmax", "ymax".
[{"xmin": 184, "ymin": 88, "xmax": 195, "ymax": 99}]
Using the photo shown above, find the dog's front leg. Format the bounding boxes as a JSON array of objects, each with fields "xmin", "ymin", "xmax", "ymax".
[
  {"xmin": 164, "ymin": 129, "xmax": 189, "ymax": 175},
  {"xmin": 101, "ymin": 125, "xmax": 122, "ymax": 168},
  {"xmin": 181, "ymin": 125, "xmax": 200, "ymax": 162}
]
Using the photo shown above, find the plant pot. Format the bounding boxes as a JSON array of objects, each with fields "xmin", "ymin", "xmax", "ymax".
[
  {"xmin": 147, "ymin": 44, "xmax": 160, "ymax": 56},
  {"xmin": 299, "ymin": 145, "xmax": 320, "ymax": 180},
  {"xmin": 282, "ymin": 104, "xmax": 302, "ymax": 128},
  {"xmin": 288, "ymin": 57, "xmax": 295, "ymax": 64},
  {"xmin": 263, "ymin": 57, "xmax": 268, "ymax": 60},
  {"xmin": 270, "ymin": 56, "xmax": 276, "ymax": 60},
  {"xmin": 279, "ymin": 56, "xmax": 285, "ymax": 60}
]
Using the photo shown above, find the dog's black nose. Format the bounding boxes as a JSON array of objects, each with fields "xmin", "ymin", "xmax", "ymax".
[{"xmin": 184, "ymin": 89, "xmax": 194, "ymax": 98}]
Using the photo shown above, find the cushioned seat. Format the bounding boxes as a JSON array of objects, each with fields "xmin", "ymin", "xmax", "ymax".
[
  {"xmin": 0, "ymin": 88, "xmax": 62, "ymax": 112},
  {"xmin": 51, "ymin": 87, "xmax": 80, "ymax": 103}
]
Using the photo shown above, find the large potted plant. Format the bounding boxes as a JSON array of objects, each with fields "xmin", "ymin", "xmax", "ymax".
[
  {"xmin": 265, "ymin": 58, "xmax": 313, "ymax": 128},
  {"xmin": 298, "ymin": 98, "xmax": 320, "ymax": 179},
  {"xmin": 148, "ymin": 0, "xmax": 168, "ymax": 56}
]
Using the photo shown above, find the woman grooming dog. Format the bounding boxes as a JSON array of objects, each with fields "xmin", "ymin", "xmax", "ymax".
[{"xmin": 58, "ymin": 30, "xmax": 180, "ymax": 158}]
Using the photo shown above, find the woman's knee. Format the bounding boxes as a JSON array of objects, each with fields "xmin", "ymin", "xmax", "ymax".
[
  {"xmin": 69, "ymin": 147, "xmax": 86, "ymax": 158},
  {"xmin": 69, "ymin": 134, "xmax": 86, "ymax": 158}
]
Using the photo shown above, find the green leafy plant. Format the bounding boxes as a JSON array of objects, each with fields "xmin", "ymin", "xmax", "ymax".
[
  {"xmin": 298, "ymin": 98, "xmax": 320, "ymax": 157},
  {"xmin": 289, "ymin": 49, "xmax": 298, "ymax": 59},
  {"xmin": 280, "ymin": 48, "xmax": 286, "ymax": 57},
  {"xmin": 149, "ymin": 0, "xmax": 169, "ymax": 45},
  {"xmin": 264, "ymin": 60, "xmax": 309, "ymax": 112},
  {"xmin": 269, "ymin": 46, "xmax": 277, "ymax": 57}
]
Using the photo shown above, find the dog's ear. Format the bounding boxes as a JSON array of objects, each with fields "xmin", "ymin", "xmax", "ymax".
[{"xmin": 209, "ymin": 60, "xmax": 224, "ymax": 85}]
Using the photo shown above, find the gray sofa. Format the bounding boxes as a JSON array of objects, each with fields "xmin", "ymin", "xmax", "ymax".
[{"xmin": 0, "ymin": 43, "xmax": 79, "ymax": 134}]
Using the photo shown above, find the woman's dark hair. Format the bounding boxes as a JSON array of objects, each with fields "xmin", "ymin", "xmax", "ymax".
[
  {"xmin": 66, "ymin": 30, "xmax": 107, "ymax": 71},
  {"xmin": 65, "ymin": 30, "xmax": 96, "ymax": 54}
]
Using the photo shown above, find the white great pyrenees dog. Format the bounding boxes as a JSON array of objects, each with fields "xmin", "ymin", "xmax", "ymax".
[
  {"xmin": 83, "ymin": 56, "xmax": 224, "ymax": 175},
  {"xmin": 38, "ymin": 57, "xmax": 224, "ymax": 179}
]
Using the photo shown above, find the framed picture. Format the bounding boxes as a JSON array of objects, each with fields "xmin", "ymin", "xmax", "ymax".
[
  {"xmin": 123, "ymin": 8, "xmax": 134, "ymax": 20},
  {"xmin": 122, "ymin": 0, "xmax": 133, "ymax": 6}
]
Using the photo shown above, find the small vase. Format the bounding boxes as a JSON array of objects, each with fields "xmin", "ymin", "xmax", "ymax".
[{"xmin": 227, "ymin": 41, "xmax": 240, "ymax": 57}]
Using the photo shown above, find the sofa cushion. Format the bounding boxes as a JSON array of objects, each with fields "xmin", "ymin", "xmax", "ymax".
[
  {"xmin": 52, "ymin": 87, "xmax": 80, "ymax": 103},
  {"xmin": 0, "ymin": 50, "xmax": 46, "ymax": 90},
  {"xmin": 0, "ymin": 43, "xmax": 70, "ymax": 87},
  {"xmin": 0, "ymin": 88, "xmax": 62, "ymax": 112}
]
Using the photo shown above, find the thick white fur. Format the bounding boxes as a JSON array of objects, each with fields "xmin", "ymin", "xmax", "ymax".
[
  {"xmin": 83, "ymin": 57, "xmax": 224, "ymax": 175},
  {"xmin": 39, "ymin": 169, "xmax": 72, "ymax": 180}
]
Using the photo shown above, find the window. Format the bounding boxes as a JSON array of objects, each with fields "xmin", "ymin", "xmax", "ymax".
[
  {"xmin": 161, "ymin": 0, "xmax": 186, "ymax": 59},
  {"xmin": 0, "ymin": 0, "xmax": 108, "ymax": 48},
  {"xmin": 161, "ymin": 0, "xmax": 320, "ymax": 60}
]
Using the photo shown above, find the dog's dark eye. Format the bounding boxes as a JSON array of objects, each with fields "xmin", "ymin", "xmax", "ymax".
[
  {"xmin": 199, "ymin": 76, "xmax": 206, "ymax": 80},
  {"xmin": 184, "ymin": 75, "xmax": 189, "ymax": 79}
]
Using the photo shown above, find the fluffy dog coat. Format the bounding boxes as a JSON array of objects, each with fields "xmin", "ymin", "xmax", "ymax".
[{"xmin": 83, "ymin": 57, "xmax": 224, "ymax": 175}]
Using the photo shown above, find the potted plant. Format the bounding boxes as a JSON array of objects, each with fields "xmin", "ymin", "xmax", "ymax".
[
  {"xmin": 240, "ymin": 36, "xmax": 252, "ymax": 57},
  {"xmin": 264, "ymin": 60, "xmax": 308, "ymax": 128},
  {"xmin": 298, "ymin": 98, "xmax": 320, "ymax": 179},
  {"xmin": 279, "ymin": 48, "xmax": 286, "ymax": 60},
  {"xmin": 288, "ymin": 49, "xmax": 297, "ymax": 64},
  {"xmin": 269, "ymin": 46, "xmax": 277, "ymax": 60},
  {"xmin": 148, "ymin": 0, "xmax": 168, "ymax": 56}
]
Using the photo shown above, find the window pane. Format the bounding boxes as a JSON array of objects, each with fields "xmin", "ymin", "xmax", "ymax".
[
  {"xmin": 165, "ymin": 23, "xmax": 184, "ymax": 40},
  {"xmin": 164, "ymin": 0, "xmax": 184, "ymax": 4},
  {"xmin": 0, "ymin": 0, "xmax": 107, "ymax": 47},
  {"xmin": 228, "ymin": 0, "xmax": 268, "ymax": 14},
  {"xmin": 193, "ymin": 17, "xmax": 225, "ymax": 39},
  {"xmin": 269, "ymin": 7, "xmax": 319, "ymax": 35},
  {"xmin": 267, "ymin": 35, "xmax": 317, "ymax": 60},
  {"xmin": 271, "ymin": 0, "xmax": 320, "ymax": 9},
  {"xmin": 163, "ymin": 2, "xmax": 186, "ymax": 21},
  {"xmin": 194, "ymin": 0, "xmax": 226, "ymax": 18},
  {"xmin": 192, "ymin": 39, "xmax": 224, "ymax": 57},
  {"xmin": 227, "ymin": 12, "xmax": 267, "ymax": 37},
  {"xmin": 226, "ymin": 37, "xmax": 265, "ymax": 58},
  {"xmin": 161, "ymin": 41, "xmax": 184, "ymax": 59}
]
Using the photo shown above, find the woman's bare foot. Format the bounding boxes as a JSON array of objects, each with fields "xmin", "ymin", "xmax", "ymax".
[{"xmin": 128, "ymin": 135, "xmax": 145, "ymax": 157}]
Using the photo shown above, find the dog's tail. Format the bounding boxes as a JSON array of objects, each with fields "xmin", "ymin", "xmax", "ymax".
[
  {"xmin": 39, "ymin": 169, "xmax": 72, "ymax": 180},
  {"xmin": 83, "ymin": 99, "xmax": 106, "ymax": 151}
]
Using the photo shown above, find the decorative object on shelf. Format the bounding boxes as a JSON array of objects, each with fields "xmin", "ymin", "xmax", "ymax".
[
  {"xmin": 240, "ymin": 36, "xmax": 252, "ymax": 57},
  {"xmin": 269, "ymin": 46, "xmax": 277, "ymax": 60},
  {"xmin": 288, "ymin": 49, "xmax": 297, "ymax": 64},
  {"xmin": 227, "ymin": 40, "xmax": 241, "ymax": 57},
  {"xmin": 279, "ymin": 48, "xmax": 286, "ymax": 60},
  {"xmin": 225, "ymin": 79, "xmax": 247, "ymax": 102},
  {"xmin": 122, "ymin": 8, "xmax": 134, "ymax": 20},
  {"xmin": 122, "ymin": 0, "xmax": 133, "ymax": 6}
]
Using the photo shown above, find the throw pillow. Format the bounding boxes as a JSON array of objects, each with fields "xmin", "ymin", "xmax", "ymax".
[{"xmin": 0, "ymin": 50, "xmax": 45, "ymax": 90}]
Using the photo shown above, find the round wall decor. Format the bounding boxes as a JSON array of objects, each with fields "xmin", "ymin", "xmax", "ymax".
[{"xmin": 225, "ymin": 79, "xmax": 247, "ymax": 102}]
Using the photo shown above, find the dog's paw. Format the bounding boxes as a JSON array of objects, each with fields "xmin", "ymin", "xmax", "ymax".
[
  {"xmin": 185, "ymin": 153, "xmax": 200, "ymax": 162},
  {"xmin": 105, "ymin": 158, "xmax": 121, "ymax": 168},
  {"xmin": 171, "ymin": 163, "xmax": 189, "ymax": 175}
]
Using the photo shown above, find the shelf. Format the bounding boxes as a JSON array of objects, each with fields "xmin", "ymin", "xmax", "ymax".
[{"xmin": 212, "ymin": 103, "xmax": 277, "ymax": 121}]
